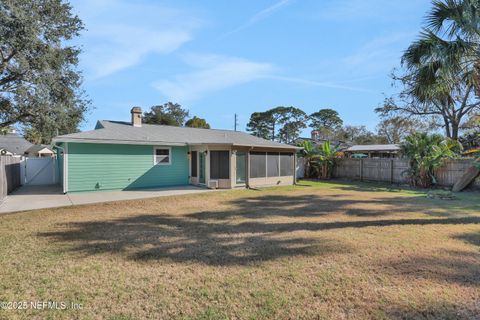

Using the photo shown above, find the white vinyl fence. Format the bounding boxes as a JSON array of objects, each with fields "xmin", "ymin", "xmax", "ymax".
[
  {"xmin": 20, "ymin": 157, "xmax": 58, "ymax": 185},
  {"xmin": 296, "ymin": 157, "xmax": 305, "ymax": 179}
]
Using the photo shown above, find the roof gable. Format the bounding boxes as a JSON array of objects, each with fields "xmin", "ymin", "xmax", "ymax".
[{"xmin": 26, "ymin": 145, "xmax": 54, "ymax": 154}]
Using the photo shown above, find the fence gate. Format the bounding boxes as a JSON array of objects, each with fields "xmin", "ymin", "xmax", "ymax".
[{"xmin": 21, "ymin": 158, "xmax": 58, "ymax": 185}]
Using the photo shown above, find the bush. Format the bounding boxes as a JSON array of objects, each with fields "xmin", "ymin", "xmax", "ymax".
[
  {"xmin": 401, "ymin": 133, "xmax": 462, "ymax": 188},
  {"xmin": 298, "ymin": 141, "xmax": 340, "ymax": 180}
]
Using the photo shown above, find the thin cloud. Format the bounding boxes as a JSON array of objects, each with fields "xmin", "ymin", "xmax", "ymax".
[
  {"xmin": 249, "ymin": 0, "xmax": 292, "ymax": 24},
  {"xmin": 341, "ymin": 32, "xmax": 413, "ymax": 76},
  {"xmin": 265, "ymin": 76, "xmax": 376, "ymax": 93},
  {"xmin": 153, "ymin": 52, "xmax": 376, "ymax": 103},
  {"xmin": 153, "ymin": 54, "xmax": 275, "ymax": 102},
  {"xmin": 314, "ymin": 0, "xmax": 425, "ymax": 21},
  {"xmin": 72, "ymin": 0, "xmax": 202, "ymax": 79},
  {"xmin": 223, "ymin": 0, "xmax": 292, "ymax": 37}
]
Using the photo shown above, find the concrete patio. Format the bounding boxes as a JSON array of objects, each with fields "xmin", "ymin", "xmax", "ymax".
[{"xmin": 0, "ymin": 185, "xmax": 214, "ymax": 213}]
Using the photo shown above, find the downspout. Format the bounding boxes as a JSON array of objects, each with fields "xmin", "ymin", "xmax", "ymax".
[{"xmin": 54, "ymin": 143, "xmax": 68, "ymax": 194}]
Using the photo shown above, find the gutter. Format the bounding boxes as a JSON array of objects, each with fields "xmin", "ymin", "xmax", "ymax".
[
  {"xmin": 51, "ymin": 139, "xmax": 302, "ymax": 150},
  {"xmin": 52, "ymin": 138, "xmax": 187, "ymax": 147}
]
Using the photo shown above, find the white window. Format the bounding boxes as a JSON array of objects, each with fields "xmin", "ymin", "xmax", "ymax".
[{"xmin": 154, "ymin": 147, "xmax": 171, "ymax": 165}]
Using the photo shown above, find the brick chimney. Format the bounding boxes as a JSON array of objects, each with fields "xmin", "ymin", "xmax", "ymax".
[{"xmin": 131, "ymin": 106, "xmax": 142, "ymax": 127}]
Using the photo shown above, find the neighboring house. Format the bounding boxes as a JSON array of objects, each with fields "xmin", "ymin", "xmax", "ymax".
[
  {"xmin": 53, "ymin": 107, "xmax": 301, "ymax": 193},
  {"xmin": 294, "ymin": 130, "xmax": 350, "ymax": 150},
  {"xmin": 344, "ymin": 144, "xmax": 400, "ymax": 158},
  {"xmin": 0, "ymin": 132, "xmax": 55, "ymax": 158},
  {"xmin": 25, "ymin": 145, "xmax": 55, "ymax": 158},
  {"xmin": 0, "ymin": 133, "xmax": 33, "ymax": 157}
]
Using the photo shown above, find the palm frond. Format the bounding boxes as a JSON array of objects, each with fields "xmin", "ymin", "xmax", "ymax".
[{"xmin": 427, "ymin": 0, "xmax": 480, "ymax": 38}]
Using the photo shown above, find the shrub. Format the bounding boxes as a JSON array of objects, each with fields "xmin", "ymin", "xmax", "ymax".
[
  {"xmin": 401, "ymin": 133, "xmax": 462, "ymax": 188},
  {"xmin": 311, "ymin": 141, "xmax": 341, "ymax": 180}
]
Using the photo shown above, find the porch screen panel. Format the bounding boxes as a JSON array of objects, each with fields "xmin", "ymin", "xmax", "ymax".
[
  {"xmin": 280, "ymin": 152, "xmax": 294, "ymax": 176},
  {"xmin": 250, "ymin": 152, "xmax": 266, "ymax": 178},
  {"xmin": 210, "ymin": 151, "xmax": 230, "ymax": 179},
  {"xmin": 191, "ymin": 151, "xmax": 197, "ymax": 177},
  {"xmin": 267, "ymin": 152, "xmax": 279, "ymax": 177}
]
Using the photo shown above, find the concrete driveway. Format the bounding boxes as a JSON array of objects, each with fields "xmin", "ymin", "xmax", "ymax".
[{"xmin": 0, "ymin": 185, "xmax": 214, "ymax": 214}]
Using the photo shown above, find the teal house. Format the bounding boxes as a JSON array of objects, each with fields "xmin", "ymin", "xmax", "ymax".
[{"xmin": 53, "ymin": 107, "xmax": 300, "ymax": 193}]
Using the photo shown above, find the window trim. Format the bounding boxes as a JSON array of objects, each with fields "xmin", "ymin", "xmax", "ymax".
[{"xmin": 153, "ymin": 146, "xmax": 172, "ymax": 165}]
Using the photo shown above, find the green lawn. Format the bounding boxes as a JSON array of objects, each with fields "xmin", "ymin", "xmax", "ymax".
[{"xmin": 0, "ymin": 181, "xmax": 479, "ymax": 319}]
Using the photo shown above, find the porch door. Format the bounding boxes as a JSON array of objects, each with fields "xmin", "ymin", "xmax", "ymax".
[
  {"xmin": 236, "ymin": 152, "xmax": 246, "ymax": 184},
  {"xmin": 199, "ymin": 152, "xmax": 206, "ymax": 184}
]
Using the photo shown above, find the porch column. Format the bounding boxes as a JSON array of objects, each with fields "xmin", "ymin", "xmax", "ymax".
[
  {"xmin": 246, "ymin": 151, "xmax": 250, "ymax": 188},
  {"xmin": 293, "ymin": 152, "xmax": 297, "ymax": 184},
  {"xmin": 230, "ymin": 149, "xmax": 235, "ymax": 188},
  {"xmin": 205, "ymin": 147, "xmax": 210, "ymax": 187}
]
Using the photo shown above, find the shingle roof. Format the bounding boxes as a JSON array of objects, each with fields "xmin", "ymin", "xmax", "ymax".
[
  {"xmin": 0, "ymin": 134, "xmax": 33, "ymax": 155},
  {"xmin": 345, "ymin": 144, "xmax": 400, "ymax": 152},
  {"xmin": 53, "ymin": 120, "xmax": 300, "ymax": 150}
]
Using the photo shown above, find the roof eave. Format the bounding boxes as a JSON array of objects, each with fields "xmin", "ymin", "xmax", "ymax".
[
  {"xmin": 346, "ymin": 149, "xmax": 400, "ymax": 152},
  {"xmin": 232, "ymin": 143, "xmax": 302, "ymax": 150},
  {"xmin": 51, "ymin": 138, "xmax": 302, "ymax": 150},
  {"xmin": 52, "ymin": 138, "xmax": 188, "ymax": 146}
]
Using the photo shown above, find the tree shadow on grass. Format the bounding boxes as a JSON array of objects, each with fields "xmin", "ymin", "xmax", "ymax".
[
  {"xmin": 189, "ymin": 193, "xmax": 476, "ymax": 220},
  {"xmin": 324, "ymin": 179, "xmax": 410, "ymax": 193},
  {"xmin": 39, "ymin": 213, "xmax": 349, "ymax": 266},
  {"xmin": 38, "ymin": 191, "xmax": 480, "ymax": 266},
  {"xmin": 380, "ymin": 249, "xmax": 480, "ymax": 287},
  {"xmin": 453, "ymin": 231, "xmax": 480, "ymax": 247},
  {"xmin": 386, "ymin": 301, "xmax": 479, "ymax": 320},
  {"xmin": 379, "ymin": 230, "xmax": 480, "ymax": 287}
]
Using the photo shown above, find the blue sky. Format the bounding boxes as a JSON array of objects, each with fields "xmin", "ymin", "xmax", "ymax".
[{"xmin": 71, "ymin": 0, "xmax": 431, "ymax": 135}]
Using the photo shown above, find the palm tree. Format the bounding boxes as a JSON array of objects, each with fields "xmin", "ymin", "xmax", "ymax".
[
  {"xmin": 401, "ymin": 133, "xmax": 462, "ymax": 187},
  {"xmin": 400, "ymin": 0, "xmax": 480, "ymax": 139},
  {"xmin": 298, "ymin": 140, "xmax": 318, "ymax": 178},
  {"xmin": 311, "ymin": 141, "xmax": 341, "ymax": 179}
]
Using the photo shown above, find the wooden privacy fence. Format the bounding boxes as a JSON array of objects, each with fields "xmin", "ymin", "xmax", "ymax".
[
  {"xmin": 333, "ymin": 158, "xmax": 480, "ymax": 188},
  {"xmin": 435, "ymin": 159, "xmax": 478, "ymax": 186},
  {"xmin": 0, "ymin": 156, "xmax": 22, "ymax": 203}
]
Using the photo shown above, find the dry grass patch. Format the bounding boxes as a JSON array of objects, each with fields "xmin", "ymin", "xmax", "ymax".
[{"xmin": 0, "ymin": 181, "xmax": 479, "ymax": 319}]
